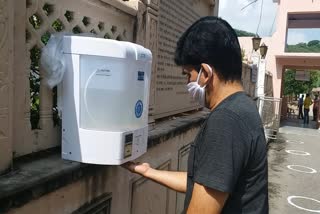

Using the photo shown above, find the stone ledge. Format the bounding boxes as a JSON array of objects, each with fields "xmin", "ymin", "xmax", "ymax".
[
  {"xmin": 99, "ymin": 0, "xmax": 139, "ymax": 16},
  {"xmin": 0, "ymin": 111, "xmax": 208, "ymax": 213}
]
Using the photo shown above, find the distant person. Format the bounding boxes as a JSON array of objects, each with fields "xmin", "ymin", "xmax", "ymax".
[
  {"xmin": 304, "ymin": 94, "xmax": 313, "ymax": 124},
  {"xmin": 313, "ymin": 95, "xmax": 319, "ymax": 121},
  {"xmin": 298, "ymin": 95, "xmax": 304, "ymax": 119}
]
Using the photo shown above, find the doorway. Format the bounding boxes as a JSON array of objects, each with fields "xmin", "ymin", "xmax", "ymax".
[{"xmin": 281, "ymin": 68, "xmax": 320, "ymax": 129}]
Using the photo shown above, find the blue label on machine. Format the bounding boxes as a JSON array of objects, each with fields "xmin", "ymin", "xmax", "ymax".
[
  {"xmin": 138, "ymin": 71, "xmax": 144, "ymax": 81},
  {"xmin": 135, "ymin": 100, "xmax": 143, "ymax": 118}
]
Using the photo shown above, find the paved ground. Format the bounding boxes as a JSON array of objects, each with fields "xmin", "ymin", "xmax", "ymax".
[
  {"xmin": 268, "ymin": 118, "xmax": 320, "ymax": 213},
  {"xmin": 282, "ymin": 116, "xmax": 318, "ymax": 129}
]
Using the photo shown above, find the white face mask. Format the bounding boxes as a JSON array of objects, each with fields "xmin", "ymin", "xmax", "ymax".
[{"xmin": 187, "ymin": 65, "xmax": 212, "ymax": 106}]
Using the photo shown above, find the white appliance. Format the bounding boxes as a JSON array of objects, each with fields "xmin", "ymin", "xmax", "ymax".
[{"xmin": 61, "ymin": 35, "xmax": 152, "ymax": 165}]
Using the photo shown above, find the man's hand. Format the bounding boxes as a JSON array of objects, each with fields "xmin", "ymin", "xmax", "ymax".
[
  {"xmin": 122, "ymin": 161, "xmax": 188, "ymax": 193},
  {"xmin": 122, "ymin": 162, "xmax": 151, "ymax": 176}
]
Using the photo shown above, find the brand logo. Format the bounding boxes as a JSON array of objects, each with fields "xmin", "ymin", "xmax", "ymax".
[{"xmin": 135, "ymin": 100, "xmax": 143, "ymax": 118}]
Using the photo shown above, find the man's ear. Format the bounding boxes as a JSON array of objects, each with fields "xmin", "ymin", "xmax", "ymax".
[{"xmin": 201, "ymin": 63, "xmax": 213, "ymax": 85}]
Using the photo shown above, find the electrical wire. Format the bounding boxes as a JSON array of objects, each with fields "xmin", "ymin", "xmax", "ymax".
[
  {"xmin": 241, "ymin": 0, "xmax": 265, "ymax": 36},
  {"xmin": 241, "ymin": 0, "xmax": 258, "ymax": 11},
  {"xmin": 269, "ymin": 6, "xmax": 278, "ymax": 36},
  {"xmin": 256, "ymin": 0, "xmax": 264, "ymax": 36}
]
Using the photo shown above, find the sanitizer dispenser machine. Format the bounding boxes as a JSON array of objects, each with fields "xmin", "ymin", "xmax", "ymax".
[{"xmin": 61, "ymin": 35, "xmax": 152, "ymax": 165}]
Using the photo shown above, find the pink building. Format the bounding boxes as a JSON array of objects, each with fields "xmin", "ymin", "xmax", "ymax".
[{"xmin": 239, "ymin": 0, "xmax": 320, "ymax": 98}]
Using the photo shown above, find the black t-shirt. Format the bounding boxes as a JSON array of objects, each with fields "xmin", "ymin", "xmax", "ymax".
[{"xmin": 184, "ymin": 92, "xmax": 269, "ymax": 214}]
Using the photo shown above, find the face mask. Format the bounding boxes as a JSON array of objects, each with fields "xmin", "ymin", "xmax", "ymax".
[{"xmin": 187, "ymin": 65, "xmax": 212, "ymax": 106}]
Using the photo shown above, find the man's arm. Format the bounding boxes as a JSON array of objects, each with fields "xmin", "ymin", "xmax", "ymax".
[
  {"xmin": 122, "ymin": 162, "xmax": 187, "ymax": 193},
  {"xmin": 187, "ymin": 183, "xmax": 229, "ymax": 214}
]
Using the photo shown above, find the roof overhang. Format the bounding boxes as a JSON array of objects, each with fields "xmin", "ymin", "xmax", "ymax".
[
  {"xmin": 275, "ymin": 53, "xmax": 320, "ymax": 69},
  {"xmin": 288, "ymin": 13, "xmax": 320, "ymax": 28},
  {"xmin": 275, "ymin": 53, "xmax": 320, "ymax": 59}
]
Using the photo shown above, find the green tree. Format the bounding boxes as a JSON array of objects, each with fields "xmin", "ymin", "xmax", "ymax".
[
  {"xmin": 287, "ymin": 40, "xmax": 320, "ymax": 53},
  {"xmin": 235, "ymin": 29, "xmax": 255, "ymax": 37},
  {"xmin": 308, "ymin": 40, "xmax": 320, "ymax": 47},
  {"xmin": 284, "ymin": 69, "xmax": 320, "ymax": 96}
]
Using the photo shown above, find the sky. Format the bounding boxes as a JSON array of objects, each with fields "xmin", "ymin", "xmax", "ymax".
[{"xmin": 219, "ymin": 0, "xmax": 320, "ymax": 45}]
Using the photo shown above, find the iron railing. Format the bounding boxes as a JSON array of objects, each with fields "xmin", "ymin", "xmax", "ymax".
[{"xmin": 257, "ymin": 96, "xmax": 282, "ymax": 141}]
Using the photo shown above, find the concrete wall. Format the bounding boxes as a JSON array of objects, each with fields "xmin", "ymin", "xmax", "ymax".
[
  {"xmin": 153, "ymin": 0, "xmax": 215, "ymax": 119},
  {"xmin": 241, "ymin": 63, "xmax": 256, "ymax": 97},
  {"xmin": 0, "ymin": 0, "xmax": 14, "ymax": 174},
  {"xmin": 4, "ymin": 117, "xmax": 203, "ymax": 214}
]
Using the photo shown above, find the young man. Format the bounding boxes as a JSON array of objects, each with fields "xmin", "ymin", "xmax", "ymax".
[
  {"xmin": 298, "ymin": 95, "xmax": 304, "ymax": 119},
  {"xmin": 124, "ymin": 17, "xmax": 269, "ymax": 214},
  {"xmin": 304, "ymin": 94, "xmax": 313, "ymax": 124}
]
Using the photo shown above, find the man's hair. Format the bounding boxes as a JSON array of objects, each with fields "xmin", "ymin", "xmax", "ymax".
[
  {"xmin": 306, "ymin": 93, "xmax": 310, "ymax": 97},
  {"xmin": 174, "ymin": 16, "xmax": 242, "ymax": 82}
]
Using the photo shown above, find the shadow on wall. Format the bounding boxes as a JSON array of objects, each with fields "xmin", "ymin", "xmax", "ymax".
[
  {"xmin": 241, "ymin": 64, "xmax": 274, "ymax": 99},
  {"xmin": 241, "ymin": 63, "xmax": 256, "ymax": 97},
  {"xmin": 265, "ymin": 72, "xmax": 274, "ymax": 97}
]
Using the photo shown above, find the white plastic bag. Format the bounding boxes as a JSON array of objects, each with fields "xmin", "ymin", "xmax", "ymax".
[
  {"xmin": 40, "ymin": 33, "xmax": 68, "ymax": 89},
  {"xmin": 41, "ymin": 33, "xmax": 98, "ymax": 118},
  {"xmin": 40, "ymin": 32, "xmax": 98, "ymax": 88}
]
